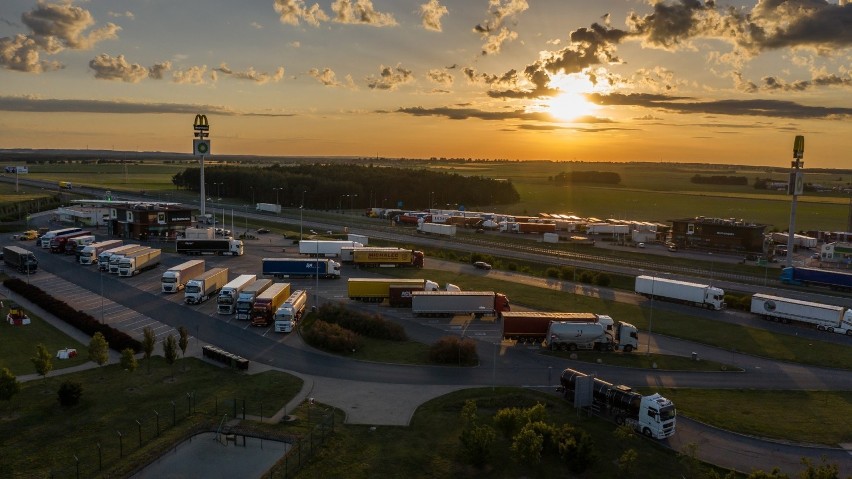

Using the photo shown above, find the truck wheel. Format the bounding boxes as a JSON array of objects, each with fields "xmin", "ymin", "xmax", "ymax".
[
  {"xmin": 642, "ymin": 428, "xmax": 652, "ymax": 438},
  {"xmin": 622, "ymin": 345, "xmax": 633, "ymax": 353}
]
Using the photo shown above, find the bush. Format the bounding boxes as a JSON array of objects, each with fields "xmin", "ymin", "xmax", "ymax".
[
  {"xmin": 592, "ymin": 273, "xmax": 611, "ymax": 287},
  {"xmin": 545, "ymin": 267, "xmax": 560, "ymax": 279},
  {"xmin": 577, "ymin": 271, "xmax": 595, "ymax": 284},
  {"xmin": 302, "ymin": 319, "xmax": 362, "ymax": 354},
  {"xmin": 429, "ymin": 336, "xmax": 478, "ymax": 366},
  {"xmin": 57, "ymin": 381, "xmax": 82, "ymax": 407},
  {"xmin": 559, "ymin": 266, "xmax": 575, "ymax": 281},
  {"xmin": 314, "ymin": 303, "xmax": 407, "ymax": 341}
]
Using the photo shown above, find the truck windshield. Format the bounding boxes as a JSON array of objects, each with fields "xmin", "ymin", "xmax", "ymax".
[
  {"xmin": 185, "ymin": 286, "xmax": 199, "ymax": 294},
  {"xmin": 659, "ymin": 405, "xmax": 676, "ymax": 421},
  {"xmin": 162, "ymin": 278, "xmax": 176, "ymax": 284},
  {"xmin": 236, "ymin": 302, "xmax": 249, "ymax": 311}
]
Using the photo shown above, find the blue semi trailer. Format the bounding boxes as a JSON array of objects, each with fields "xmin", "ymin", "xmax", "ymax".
[
  {"xmin": 262, "ymin": 258, "xmax": 341, "ymax": 279},
  {"xmin": 780, "ymin": 267, "xmax": 852, "ymax": 291}
]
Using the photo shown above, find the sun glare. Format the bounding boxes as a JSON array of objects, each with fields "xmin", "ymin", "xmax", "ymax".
[{"xmin": 547, "ymin": 91, "xmax": 598, "ymax": 121}]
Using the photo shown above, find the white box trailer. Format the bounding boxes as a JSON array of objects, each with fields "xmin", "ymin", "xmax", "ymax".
[
  {"xmin": 542, "ymin": 232, "xmax": 559, "ymax": 243},
  {"xmin": 185, "ymin": 267, "xmax": 229, "ymax": 304},
  {"xmin": 410, "ymin": 291, "xmax": 510, "ymax": 318},
  {"xmin": 298, "ymin": 240, "xmax": 363, "ymax": 257},
  {"xmin": 771, "ymin": 232, "xmax": 818, "ymax": 248},
  {"xmin": 118, "ymin": 248, "xmax": 161, "ymax": 277},
  {"xmin": 217, "ymin": 274, "xmax": 257, "ymax": 314},
  {"xmin": 586, "ymin": 223, "xmax": 630, "ymax": 235},
  {"xmin": 256, "ymin": 203, "xmax": 282, "ymax": 214},
  {"xmin": 750, "ymin": 293, "xmax": 852, "ymax": 335},
  {"xmin": 635, "ymin": 275, "xmax": 725, "ymax": 310},
  {"xmin": 79, "ymin": 239, "xmax": 123, "ymax": 265},
  {"xmin": 417, "ymin": 222, "xmax": 457, "ymax": 236},
  {"xmin": 161, "ymin": 259, "xmax": 206, "ymax": 293}
]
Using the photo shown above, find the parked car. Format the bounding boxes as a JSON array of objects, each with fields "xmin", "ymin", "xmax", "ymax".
[
  {"xmin": 256, "ymin": 228, "xmax": 270, "ymax": 234},
  {"xmin": 473, "ymin": 261, "xmax": 492, "ymax": 270}
]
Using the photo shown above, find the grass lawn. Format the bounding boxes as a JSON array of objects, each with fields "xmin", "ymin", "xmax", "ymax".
[
  {"xmin": 0, "ymin": 357, "xmax": 302, "ymax": 478},
  {"xmin": 0, "ymin": 303, "xmax": 88, "ymax": 374}
]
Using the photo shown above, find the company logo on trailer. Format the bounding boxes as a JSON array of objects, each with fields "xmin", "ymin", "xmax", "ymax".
[{"xmin": 762, "ymin": 300, "xmax": 776, "ymax": 312}]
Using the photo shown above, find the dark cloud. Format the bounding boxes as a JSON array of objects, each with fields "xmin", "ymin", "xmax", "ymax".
[
  {"xmin": 474, "ymin": 0, "xmax": 529, "ymax": 55},
  {"xmin": 761, "ymin": 73, "xmax": 852, "ymax": 92},
  {"xmin": 214, "ymin": 63, "xmax": 285, "ymax": 84},
  {"xmin": 587, "ymin": 92, "xmax": 852, "ymax": 119},
  {"xmin": 89, "ymin": 54, "xmax": 148, "ymax": 82},
  {"xmin": 367, "ymin": 64, "xmax": 414, "ymax": 90},
  {"xmin": 0, "ymin": 95, "xmax": 294, "ymax": 117},
  {"xmin": 396, "ymin": 105, "xmax": 550, "ymax": 122}
]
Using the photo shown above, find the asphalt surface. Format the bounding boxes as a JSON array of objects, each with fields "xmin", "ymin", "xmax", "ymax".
[{"xmin": 5, "ymin": 216, "xmax": 852, "ymax": 476}]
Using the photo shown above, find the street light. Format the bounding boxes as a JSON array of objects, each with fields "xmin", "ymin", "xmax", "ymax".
[
  {"xmin": 214, "ymin": 182, "xmax": 223, "ymax": 200},
  {"xmin": 647, "ymin": 276, "xmax": 655, "ymax": 355},
  {"xmin": 273, "ymin": 187, "xmax": 282, "ymax": 208},
  {"xmin": 300, "ymin": 190, "xmax": 306, "ymax": 241},
  {"xmin": 350, "ymin": 194, "xmax": 357, "ymax": 214},
  {"xmin": 249, "ymin": 186, "xmax": 254, "ymax": 206},
  {"xmin": 339, "ymin": 194, "xmax": 348, "ymax": 214}
]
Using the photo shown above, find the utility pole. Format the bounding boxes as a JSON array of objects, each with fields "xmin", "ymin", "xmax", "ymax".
[{"xmin": 786, "ymin": 135, "xmax": 804, "ymax": 269}]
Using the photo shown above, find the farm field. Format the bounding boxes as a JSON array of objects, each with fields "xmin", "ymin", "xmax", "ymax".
[{"xmin": 2, "ymin": 157, "xmax": 850, "ymax": 231}]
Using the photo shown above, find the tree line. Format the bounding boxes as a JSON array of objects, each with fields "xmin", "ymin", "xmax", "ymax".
[{"xmin": 549, "ymin": 171, "xmax": 622, "ymax": 185}]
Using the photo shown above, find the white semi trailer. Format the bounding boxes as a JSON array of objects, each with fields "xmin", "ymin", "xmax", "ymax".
[
  {"xmin": 217, "ymin": 274, "xmax": 258, "ymax": 314},
  {"xmin": 161, "ymin": 260, "xmax": 206, "ymax": 293},
  {"xmin": 545, "ymin": 318, "xmax": 639, "ymax": 352},
  {"xmin": 750, "ymin": 293, "xmax": 852, "ymax": 335},
  {"xmin": 298, "ymin": 240, "xmax": 363, "ymax": 257},
  {"xmin": 185, "ymin": 267, "xmax": 229, "ymax": 304},
  {"xmin": 634, "ymin": 275, "xmax": 725, "ymax": 310}
]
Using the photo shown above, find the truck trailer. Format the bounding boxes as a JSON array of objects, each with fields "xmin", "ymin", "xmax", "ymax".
[
  {"xmin": 417, "ymin": 222, "xmax": 457, "ymax": 236},
  {"xmin": 274, "ymin": 290, "xmax": 308, "ymax": 333},
  {"xmin": 49, "ymin": 231, "xmax": 91, "ymax": 253},
  {"xmin": 161, "ymin": 259, "xmax": 206, "ymax": 293},
  {"xmin": 175, "ymin": 238, "xmax": 243, "ymax": 256},
  {"xmin": 217, "ymin": 274, "xmax": 257, "ymax": 314},
  {"xmin": 185, "ymin": 267, "xmax": 229, "ymax": 304},
  {"xmin": 251, "ymin": 283, "xmax": 291, "ymax": 327},
  {"xmin": 559, "ymin": 368, "xmax": 676, "ymax": 439},
  {"xmin": 256, "ymin": 202, "xmax": 282, "ymax": 214},
  {"xmin": 347, "ymin": 278, "xmax": 439, "ymax": 303},
  {"xmin": 298, "ymin": 240, "xmax": 363, "ymax": 257},
  {"xmin": 65, "ymin": 235, "xmax": 96, "ymax": 255},
  {"xmin": 118, "ymin": 248, "xmax": 161, "ymax": 277},
  {"xmin": 39, "ymin": 227, "xmax": 83, "ymax": 248},
  {"xmin": 99, "ymin": 244, "xmax": 142, "ymax": 271},
  {"xmin": 410, "ymin": 291, "xmax": 510, "ymax": 318},
  {"xmin": 235, "ymin": 279, "xmax": 273, "ymax": 321},
  {"xmin": 109, "ymin": 246, "xmax": 151, "ymax": 274},
  {"xmin": 3, "ymin": 245, "xmax": 38, "ymax": 274},
  {"xmin": 79, "ymin": 239, "xmax": 123, "ymax": 265},
  {"xmin": 352, "ymin": 248, "xmax": 424, "ymax": 268},
  {"xmin": 634, "ymin": 275, "xmax": 725, "ymax": 310},
  {"xmin": 750, "ymin": 293, "xmax": 852, "ymax": 335},
  {"xmin": 779, "ymin": 267, "xmax": 852, "ymax": 291},
  {"xmin": 261, "ymin": 258, "xmax": 341, "ymax": 279},
  {"xmin": 501, "ymin": 312, "xmax": 598, "ymax": 343},
  {"xmin": 545, "ymin": 319, "xmax": 639, "ymax": 352}
]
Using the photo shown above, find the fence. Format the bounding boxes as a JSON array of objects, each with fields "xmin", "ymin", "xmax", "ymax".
[{"xmin": 262, "ymin": 405, "xmax": 336, "ymax": 479}]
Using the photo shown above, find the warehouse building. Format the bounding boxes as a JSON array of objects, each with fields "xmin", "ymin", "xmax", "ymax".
[{"xmin": 670, "ymin": 217, "xmax": 767, "ymax": 253}]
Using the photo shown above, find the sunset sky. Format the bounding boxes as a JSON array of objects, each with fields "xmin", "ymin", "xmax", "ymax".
[{"xmin": 1, "ymin": 0, "xmax": 851, "ymax": 168}]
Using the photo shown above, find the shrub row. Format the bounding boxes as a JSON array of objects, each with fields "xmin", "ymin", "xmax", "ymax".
[
  {"xmin": 429, "ymin": 336, "xmax": 478, "ymax": 366},
  {"xmin": 3, "ymin": 278, "xmax": 142, "ymax": 353},
  {"xmin": 314, "ymin": 303, "xmax": 407, "ymax": 341},
  {"xmin": 302, "ymin": 319, "xmax": 362, "ymax": 354}
]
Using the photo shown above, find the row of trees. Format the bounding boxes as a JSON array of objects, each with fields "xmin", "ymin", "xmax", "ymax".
[
  {"xmin": 549, "ymin": 171, "xmax": 621, "ymax": 185},
  {"xmin": 171, "ymin": 163, "xmax": 520, "ymax": 211},
  {"xmin": 691, "ymin": 175, "xmax": 749, "ymax": 185}
]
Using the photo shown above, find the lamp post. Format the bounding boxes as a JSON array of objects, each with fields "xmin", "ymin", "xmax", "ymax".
[
  {"xmin": 429, "ymin": 191, "xmax": 434, "ymax": 210},
  {"xmin": 338, "ymin": 194, "xmax": 348, "ymax": 214},
  {"xmin": 786, "ymin": 135, "xmax": 805, "ymax": 269},
  {"xmin": 249, "ymin": 186, "xmax": 254, "ymax": 206},
  {"xmin": 214, "ymin": 182, "xmax": 222, "ymax": 200},
  {"xmin": 273, "ymin": 187, "xmax": 282, "ymax": 208},
  {"xmin": 647, "ymin": 275, "xmax": 655, "ymax": 356},
  {"xmin": 300, "ymin": 190, "xmax": 306, "ymax": 241},
  {"xmin": 350, "ymin": 194, "xmax": 357, "ymax": 214}
]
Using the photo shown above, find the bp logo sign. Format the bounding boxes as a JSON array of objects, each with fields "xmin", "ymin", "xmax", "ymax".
[
  {"xmin": 193, "ymin": 139, "xmax": 210, "ymax": 156},
  {"xmin": 762, "ymin": 300, "xmax": 776, "ymax": 312}
]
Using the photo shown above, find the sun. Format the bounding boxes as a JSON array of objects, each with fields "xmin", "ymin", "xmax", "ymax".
[{"xmin": 547, "ymin": 91, "xmax": 598, "ymax": 122}]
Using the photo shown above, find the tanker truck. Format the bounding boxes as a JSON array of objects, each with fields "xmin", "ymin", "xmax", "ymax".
[
  {"xmin": 501, "ymin": 312, "xmax": 599, "ymax": 344},
  {"xmin": 559, "ymin": 368, "xmax": 676, "ymax": 439},
  {"xmin": 273, "ymin": 290, "xmax": 308, "ymax": 333},
  {"xmin": 545, "ymin": 319, "xmax": 639, "ymax": 352}
]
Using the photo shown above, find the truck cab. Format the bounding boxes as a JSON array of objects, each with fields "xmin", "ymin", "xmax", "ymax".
[{"xmin": 630, "ymin": 393, "xmax": 677, "ymax": 439}]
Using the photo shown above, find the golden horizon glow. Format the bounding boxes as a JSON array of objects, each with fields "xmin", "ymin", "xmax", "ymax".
[{"xmin": 545, "ymin": 73, "xmax": 600, "ymax": 121}]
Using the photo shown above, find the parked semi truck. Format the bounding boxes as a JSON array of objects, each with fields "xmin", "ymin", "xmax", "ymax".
[
  {"xmin": 49, "ymin": 230, "xmax": 91, "ymax": 253},
  {"xmin": 352, "ymin": 248, "xmax": 424, "ymax": 268},
  {"xmin": 261, "ymin": 258, "xmax": 341, "ymax": 279},
  {"xmin": 235, "ymin": 279, "xmax": 273, "ymax": 321},
  {"xmin": 545, "ymin": 319, "xmax": 639, "ymax": 352},
  {"xmin": 109, "ymin": 246, "xmax": 150, "ymax": 274},
  {"xmin": 298, "ymin": 240, "xmax": 363, "ymax": 257},
  {"xmin": 65, "ymin": 235, "xmax": 95, "ymax": 255},
  {"xmin": 501, "ymin": 312, "xmax": 600, "ymax": 343},
  {"xmin": 779, "ymin": 266, "xmax": 852, "ymax": 291},
  {"xmin": 410, "ymin": 291, "xmax": 510, "ymax": 318},
  {"xmin": 3, "ymin": 245, "xmax": 38, "ymax": 273},
  {"xmin": 161, "ymin": 259, "xmax": 206, "ymax": 293},
  {"xmin": 39, "ymin": 227, "xmax": 82, "ymax": 248},
  {"xmin": 79, "ymin": 239, "xmax": 123, "ymax": 265},
  {"xmin": 750, "ymin": 293, "xmax": 852, "ymax": 335},
  {"xmin": 417, "ymin": 222, "xmax": 457, "ymax": 236},
  {"xmin": 256, "ymin": 202, "xmax": 282, "ymax": 214},
  {"xmin": 217, "ymin": 274, "xmax": 257, "ymax": 314},
  {"xmin": 118, "ymin": 248, "xmax": 161, "ymax": 277},
  {"xmin": 251, "ymin": 283, "xmax": 291, "ymax": 327},
  {"xmin": 185, "ymin": 267, "xmax": 229, "ymax": 304},
  {"xmin": 99, "ymin": 244, "xmax": 142, "ymax": 271},
  {"xmin": 559, "ymin": 368, "xmax": 676, "ymax": 439},
  {"xmin": 175, "ymin": 238, "xmax": 243, "ymax": 256},
  {"xmin": 634, "ymin": 275, "xmax": 725, "ymax": 310},
  {"xmin": 347, "ymin": 278, "xmax": 439, "ymax": 303},
  {"xmin": 274, "ymin": 290, "xmax": 308, "ymax": 333}
]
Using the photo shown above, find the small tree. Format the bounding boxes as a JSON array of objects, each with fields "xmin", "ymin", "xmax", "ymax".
[
  {"xmin": 511, "ymin": 423, "xmax": 544, "ymax": 465},
  {"xmin": 460, "ymin": 423, "xmax": 496, "ymax": 467},
  {"xmin": 617, "ymin": 448, "xmax": 638, "ymax": 477},
  {"xmin": 120, "ymin": 348, "xmax": 138, "ymax": 373},
  {"xmin": 88, "ymin": 332, "xmax": 109, "ymax": 366},
  {"xmin": 0, "ymin": 368, "xmax": 21, "ymax": 410},
  {"xmin": 162, "ymin": 334, "xmax": 178, "ymax": 374},
  {"xmin": 57, "ymin": 380, "xmax": 83, "ymax": 407},
  {"xmin": 178, "ymin": 326, "xmax": 189, "ymax": 357},
  {"xmin": 142, "ymin": 326, "xmax": 156, "ymax": 373},
  {"xmin": 31, "ymin": 343, "xmax": 53, "ymax": 380}
]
